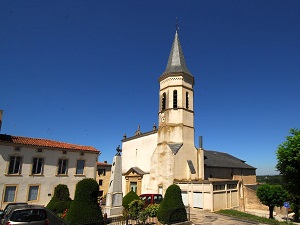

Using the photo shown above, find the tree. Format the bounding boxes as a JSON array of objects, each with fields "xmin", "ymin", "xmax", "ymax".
[
  {"xmin": 65, "ymin": 178, "xmax": 103, "ymax": 225},
  {"xmin": 157, "ymin": 184, "xmax": 187, "ymax": 224},
  {"xmin": 256, "ymin": 184, "xmax": 287, "ymax": 219},
  {"xmin": 276, "ymin": 128, "xmax": 300, "ymax": 221},
  {"xmin": 46, "ymin": 184, "xmax": 72, "ymax": 214}
]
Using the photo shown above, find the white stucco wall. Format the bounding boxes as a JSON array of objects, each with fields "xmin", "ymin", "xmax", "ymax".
[
  {"xmin": 122, "ymin": 132, "xmax": 157, "ymax": 174},
  {"xmin": 0, "ymin": 144, "xmax": 98, "ymax": 209}
]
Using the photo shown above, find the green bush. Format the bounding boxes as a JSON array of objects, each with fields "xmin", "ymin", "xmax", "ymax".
[
  {"xmin": 145, "ymin": 204, "xmax": 160, "ymax": 218},
  {"xmin": 122, "ymin": 191, "xmax": 139, "ymax": 210},
  {"xmin": 157, "ymin": 184, "xmax": 187, "ymax": 224},
  {"xmin": 128, "ymin": 199, "xmax": 145, "ymax": 220},
  {"xmin": 46, "ymin": 184, "xmax": 72, "ymax": 214},
  {"xmin": 65, "ymin": 178, "xmax": 103, "ymax": 225}
]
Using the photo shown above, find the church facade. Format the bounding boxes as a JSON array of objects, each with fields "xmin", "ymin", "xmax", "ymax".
[{"xmin": 121, "ymin": 31, "xmax": 256, "ymax": 211}]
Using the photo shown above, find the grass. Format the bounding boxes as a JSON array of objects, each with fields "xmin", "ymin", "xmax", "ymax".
[{"xmin": 217, "ymin": 209, "xmax": 296, "ymax": 225}]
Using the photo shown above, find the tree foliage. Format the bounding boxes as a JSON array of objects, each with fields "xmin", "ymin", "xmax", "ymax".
[
  {"xmin": 128, "ymin": 199, "xmax": 145, "ymax": 221},
  {"xmin": 157, "ymin": 184, "xmax": 187, "ymax": 224},
  {"xmin": 122, "ymin": 191, "xmax": 139, "ymax": 210},
  {"xmin": 46, "ymin": 184, "xmax": 72, "ymax": 214},
  {"xmin": 256, "ymin": 184, "xmax": 287, "ymax": 219},
  {"xmin": 276, "ymin": 128, "xmax": 300, "ymax": 221},
  {"xmin": 65, "ymin": 178, "xmax": 103, "ymax": 225}
]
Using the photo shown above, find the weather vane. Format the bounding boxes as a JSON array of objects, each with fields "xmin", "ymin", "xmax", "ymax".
[
  {"xmin": 116, "ymin": 145, "xmax": 122, "ymax": 156},
  {"xmin": 176, "ymin": 17, "xmax": 179, "ymax": 32}
]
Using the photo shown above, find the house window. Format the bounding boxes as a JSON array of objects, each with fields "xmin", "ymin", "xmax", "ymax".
[
  {"xmin": 37, "ymin": 148, "xmax": 43, "ymax": 153},
  {"xmin": 162, "ymin": 93, "xmax": 166, "ymax": 110},
  {"xmin": 58, "ymin": 159, "xmax": 68, "ymax": 175},
  {"xmin": 32, "ymin": 158, "xmax": 44, "ymax": 175},
  {"xmin": 213, "ymin": 185, "xmax": 225, "ymax": 191},
  {"xmin": 99, "ymin": 180, "xmax": 103, "ymax": 186},
  {"xmin": 28, "ymin": 185, "xmax": 39, "ymax": 201},
  {"xmin": 8, "ymin": 156, "xmax": 22, "ymax": 174},
  {"xmin": 14, "ymin": 147, "xmax": 20, "ymax": 151},
  {"xmin": 130, "ymin": 182, "xmax": 137, "ymax": 193},
  {"xmin": 98, "ymin": 168, "xmax": 106, "ymax": 176},
  {"xmin": 173, "ymin": 90, "xmax": 177, "ymax": 108},
  {"xmin": 4, "ymin": 186, "xmax": 17, "ymax": 202},
  {"xmin": 186, "ymin": 92, "xmax": 189, "ymax": 109},
  {"xmin": 76, "ymin": 160, "xmax": 85, "ymax": 175}
]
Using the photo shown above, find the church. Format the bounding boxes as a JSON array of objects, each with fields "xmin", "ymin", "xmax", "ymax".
[{"xmin": 121, "ymin": 30, "xmax": 256, "ymax": 211}]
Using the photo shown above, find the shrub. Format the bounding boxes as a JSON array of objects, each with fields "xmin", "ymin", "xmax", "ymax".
[
  {"xmin": 65, "ymin": 178, "xmax": 103, "ymax": 225},
  {"xmin": 128, "ymin": 199, "xmax": 145, "ymax": 220},
  {"xmin": 46, "ymin": 184, "xmax": 72, "ymax": 214},
  {"xmin": 122, "ymin": 191, "xmax": 139, "ymax": 210},
  {"xmin": 145, "ymin": 204, "xmax": 160, "ymax": 218},
  {"xmin": 157, "ymin": 184, "xmax": 187, "ymax": 224}
]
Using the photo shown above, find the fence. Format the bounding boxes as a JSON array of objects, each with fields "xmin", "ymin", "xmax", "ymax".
[
  {"xmin": 45, "ymin": 206, "xmax": 190, "ymax": 225},
  {"xmin": 105, "ymin": 206, "xmax": 190, "ymax": 225}
]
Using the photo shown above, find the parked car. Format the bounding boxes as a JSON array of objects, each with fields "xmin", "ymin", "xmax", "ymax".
[
  {"xmin": 0, "ymin": 203, "xmax": 28, "ymax": 220},
  {"xmin": 139, "ymin": 194, "xmax": 163, "ymax": 206},
  {"xmin": 1, "ymin": 204, "xmax": 49, "ymax": 225}
]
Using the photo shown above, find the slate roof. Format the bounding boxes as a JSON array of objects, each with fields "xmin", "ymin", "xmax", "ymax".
[
  {"xmin": 204, "ymin": 150, "xmax": 255, "ymax": 169},
  {"xmin": 0, "ymin": 134, "xmax": 99, "ymax": 153},
  {"xmin": 167, "ymin": 143, "xmax": 183, "ymax": 155},
  {"xmin": 124, "ymin": 167, "xmax": 147, "ymax": 175},
  {"xmin": 160, "ymin": 31, "xmax": 193, "ymax": 78}
]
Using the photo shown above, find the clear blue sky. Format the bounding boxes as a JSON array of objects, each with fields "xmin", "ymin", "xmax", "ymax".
[{"xmin": 1, "ymin": 1, "xmax": 299, "ymax": 175}]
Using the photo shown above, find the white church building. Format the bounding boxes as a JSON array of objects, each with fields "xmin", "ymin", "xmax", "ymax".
[{"xmin": 121, "ymin": 31, "xmax": 256, "ymax": 211}]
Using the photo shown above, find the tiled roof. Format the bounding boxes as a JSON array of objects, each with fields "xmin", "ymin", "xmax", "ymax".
[
  {"xmin": 97, "ymin": 162, "xmax": 112, "ymax": 166},
  {"xmin": 204, "ymin": 150, "xmax": 256, "ymax": 169},
  {"xmin": 0, "ymin": 134, "xmax": 99, "ymax": 153}
]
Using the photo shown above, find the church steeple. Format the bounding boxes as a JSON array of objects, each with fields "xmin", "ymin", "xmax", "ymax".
[{"xmin": 160, "ymin": 31, "xmax": 193, "ymax": 80}]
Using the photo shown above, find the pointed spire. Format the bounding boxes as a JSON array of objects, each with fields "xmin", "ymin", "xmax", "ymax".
[{"xmin": 161, "ymin": 30, "xmax": 192, "ymax": 77}]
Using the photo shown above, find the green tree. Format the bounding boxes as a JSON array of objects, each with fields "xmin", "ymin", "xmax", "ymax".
[
  {"xmin": 276, "ymin": 128, "xmax": 300, "ymax": 221},
  {"xmin": 46, "ymin": 184, "xmax": 72, "ymax": 214},
  {"xmin": 157, "ymin": 184, "xmax": 187, "ymax": 224},
  {"xmin": 256, "ymin": 184, "xmax": 287, "ymax": 219},
  {"xmin": 65, "ymin": 178, "xmax": 103, "ymax": 225}
]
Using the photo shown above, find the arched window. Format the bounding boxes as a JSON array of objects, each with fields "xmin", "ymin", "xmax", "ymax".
[
  {"xmin": 173, "ymin": 90, "xmax": 177, "ymax": 108},
  {"xmin": 162, "ymin": 93, "xmax": 166, "ymax": 110},
  {"xmin": 186, "ymin": 92, "xmax": 189, "ymax": 109}
]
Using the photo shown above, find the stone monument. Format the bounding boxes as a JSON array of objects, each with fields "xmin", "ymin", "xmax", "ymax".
[{"xmin": 104, "ymin": 146, "xmax": 123, "ymax": 217}]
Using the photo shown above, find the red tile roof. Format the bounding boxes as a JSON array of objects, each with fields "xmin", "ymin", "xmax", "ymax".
[
  {"xmin": 97, "ymin": 162, "xmax": 112, "ymax": 166},
  {"xmin": 0, "ymin": 134, "xmax": 99, "ymax": 153}
]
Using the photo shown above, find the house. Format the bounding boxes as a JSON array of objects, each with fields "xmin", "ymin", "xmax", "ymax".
[
  {"xmin": 96, "ymin": 161, "xmax": 112, "ymax": 200},
  {"xmin": 0, "ymin": 134, "xmax": 100, "ymax": 209},
  {"xmin": 121, "ymin": 30, "xmax": 257, "ymax": 211}
]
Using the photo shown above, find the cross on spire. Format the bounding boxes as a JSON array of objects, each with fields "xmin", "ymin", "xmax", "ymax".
[{"xmin": 176, "ymin": 17, "xmax": 179, "ymax": 32}]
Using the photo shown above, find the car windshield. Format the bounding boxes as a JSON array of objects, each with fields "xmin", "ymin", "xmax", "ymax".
[{"xmin": 10, "ymin": 209, "xmax": 47, "ymax": 222}]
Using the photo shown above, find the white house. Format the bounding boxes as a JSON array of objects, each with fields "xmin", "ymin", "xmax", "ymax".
[
  {"xmin": 0, "ymin": 134, "xmax": 100, "ymax": 209},
  {"xmin": 121, "ymin": 30, "xmax": 256, "ymax": 211}
]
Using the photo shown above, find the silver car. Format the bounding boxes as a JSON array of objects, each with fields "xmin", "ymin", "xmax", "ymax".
[{"xmin": 1, "ymin": 205, "xmax": 49, "ymax": 225}]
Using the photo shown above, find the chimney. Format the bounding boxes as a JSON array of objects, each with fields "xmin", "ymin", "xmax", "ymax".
[
  {"xmin": 0, "ymin": 110, "xmax": 3, "ymax": 133},
  {"xmin": 199, "ymin": 136, "xmax": 203, "ymax": 149}
]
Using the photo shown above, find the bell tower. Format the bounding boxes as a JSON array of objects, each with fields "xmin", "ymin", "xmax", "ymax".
[{"xmin": 150, "ymin": 30, "xmax": 203, "ymax": 193}]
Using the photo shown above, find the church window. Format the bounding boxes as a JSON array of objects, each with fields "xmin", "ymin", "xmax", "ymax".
[
  {"xmin": 173, "ymin": 90, "xmax": 177, "ymax": 108},
  {"xmin": 186, "ymin": 92, "xmax": 189, "ymax": 109},
  {"xmin": 162, "ymin": 93, "xmax": 166, "ymax": 110}
]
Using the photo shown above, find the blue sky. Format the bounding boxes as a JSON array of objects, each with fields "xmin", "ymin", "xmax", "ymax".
[{"xmin": 1, "ymin": 1, "xmax": 299, "ymax": 175}]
